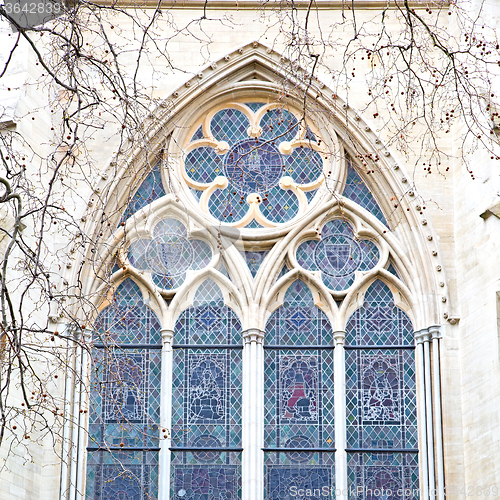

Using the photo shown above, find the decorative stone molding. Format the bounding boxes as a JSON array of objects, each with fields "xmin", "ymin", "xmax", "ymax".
[{"xmin": 243, "ymin": 328, "xmax": 264, "ymax": 344}]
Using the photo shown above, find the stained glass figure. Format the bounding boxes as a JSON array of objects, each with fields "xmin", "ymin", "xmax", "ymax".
[
  {"xmin": 346, "ymin": 280, "xmax": 417, "ymax": 487},
  {"xmin": 128, "ymin": 218, "xmax": 212, "ymax": 290},
  {"xmin": 297, "ymin": 220, "xmax": 379, "ymax": 291},
  {"xmin": 342, "ymin": 163, "xmax": 387, "ymax": 226},
  {"xmin": 265, "ymin": 281, "xmax": 335, "ymax": 468},
  {"xmin": 184, "ymin": 105, "xmax": 325, "ymax": 226},
  {"xmin": 245, "ymin": 250, "xmax": 269, "ymax": 278},
  {"xmin": 121, "ymin": 165, "xmax": 166, "ymax": 223},
  {"xmin": 171, "ymin": 279, "xmax": 242, "ymax": 498},
  {"xmin": 87, "ymin": 280, "xmax": 161, "ymax": 500}
]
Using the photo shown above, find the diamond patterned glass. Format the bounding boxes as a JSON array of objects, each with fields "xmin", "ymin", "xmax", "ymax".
[
  {"xmin": 211, "ymin": 108, "xmax": 250, "ymax": 143},
  {"xmin": 121, "ymin": 165, "xmax": 166, "ymax": 223},
  {"xmin": 345, "ymin": 280, "xmax": 413, "ymax": 346},
  {"xmin": 343, "ymin": 163, "xmax": 387, "ymax": 225},
  {"xmin": 128, "ymin": 218, "xmax": 212, "ymax": 290},
  {"xmin": 171, "ymin": 279, "xmax": 242, "ymax": 498},
  {"xmin": 297, "ymin": 220, "xmax": 379, "ymax": 292},
  {"xmin": 260, "ymin": 108, "xmax": 299, "ymax": 142},
  {"xmin": 191, "ymin": 125, "xmax": 204, "ymax": 141},
  {"xmin": 244, "ymin": 102, "xmax": 264, "ymax": 113},
  {"xmin": 185, "ymin": 106, "xmax": 325, "ymax": 226},
  {"xmin": 245, "ymin": 250, "xmax": 269, "ymax": 278},
  {"xmin": 347, "ymin": 452, "xmax": 419, "ymax": 500},
  {"xmin": 87, "ymin": 280, "xmax": 161, "ymax": 499}
]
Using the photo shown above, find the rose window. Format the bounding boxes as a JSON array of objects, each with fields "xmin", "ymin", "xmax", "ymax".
[{"xmin": 182, "ymin": 103, "xmax": 326, "ymax": 227}]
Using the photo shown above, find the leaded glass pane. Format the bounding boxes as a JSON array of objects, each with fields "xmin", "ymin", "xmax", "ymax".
[
  {"xmin": 171, "ymin": 452, "xmax": 242, "ymax": 499},
  {"xmin": 86, "ymin": 451, "xmax": 159, "ymax": 500},
  {"xmin": 265, "ymin": 452, "xmax": 335, "ymax": 500},
  {"xmin": 345, "ymin": 280, "xmax": 413, "ymax": 346},
  {"xmin": 283, "ymin": 147, "xmax": 323, "ymax": 185},
  {"xmin": 244, "ymin": 102, "xmax": 264, "ymax": 113},
  {"xmin": 347, "ymin": 452, "xmax": 419, "ymax": 500},
  {"xmin": 211, "ymin": 108, "xmax": 250, "ymax": 143},
  {"xmin": 245, "ymin": 250, "xmax": 269, "ymax": 278},
  {"xmin": 93, "ymin": 280, "xmax": 161, "ymax": 345},
  {"xmin": 121, "ymin": 165, "xmax": 166, "ymax": 223},
  {"xmin": 172, "ymin": 348, "xmax": 242, "ymax": 449},
  {"xmin": 265, "ymin": 281, "xmax": 333, "ymax": 346},
  {"xmin": 297, "ymin": 220, "xmax": 379, "ymax": 292},
  {"xmin": 185, "ymin": 146, "xmax": 224, "ymax": 184},
  {"xmin": 259, "ymin": 184, "xmax": 300, "ymax": 223},
  {"xmin": 345, "ymin": 350, "xmax": 417, "ymax": 450},
  {"xmin": 208, "ymin": 187, "xmax": 249, "ymax": 223},
  {"xmin": 191, "ymin": 125, "xmax": 204, "ymax": 141},
  {"xmin": 343, "ymin": 163, "xmax": 387, "ymax": 225},
  {"xmin": 259, "ymin": 108, "xmax": 299, "ymax": 143},
  {"xmin": 387, "ymin": 263, "xmax": 401, "ymax": 280},
  {"xmin": 264, "ymin": 351, "xmax": 335, "ymax": 449}
]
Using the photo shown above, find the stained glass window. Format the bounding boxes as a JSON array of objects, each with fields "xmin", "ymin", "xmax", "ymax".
[
  {"xmin": 297, "ymin": 219, "xmax": 379, "ymax": 291},
  {"xmin": 345, "ymin": 280, "xmax": 418, "ymax": 497},
  {"xmin": 121, "ymin": 165, "xmax": 166, "ymax": 223},
  {"xmin": 183, "ymin": 104, "xmax": 325, "ymax": 226},
  {"xmin": 264, "ymin": 281, "xmax": 335, "ymax": 498},
  {"xmin": 245, "ymin": 250, "xmax": 269, "ymax": 278},
  {"xmin": 128, "ymin": 218, "xmax": 212, "ymax": 290},
  {"xmin": 342, "ymin": 163, "xmax": 387, "ymax": 226},
  {"xmin": 171, "ymin": 280, "xmax": 242, "ymax": 498},
  {"xmin": 87, "ymin": 279, "xmax": 161, "ymax": 500}
]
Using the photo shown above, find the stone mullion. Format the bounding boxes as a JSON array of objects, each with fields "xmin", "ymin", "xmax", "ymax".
[
  {"xmin": 242, "ymin": 328, "xmax": 264, "ymax": 500},
  {"xmin": 158, "ymin": 329, "xmax": 173, "ymax": 500},
  {"xmin": 334, "ymin": 331, "xmax": 347, "ymax": 497}
]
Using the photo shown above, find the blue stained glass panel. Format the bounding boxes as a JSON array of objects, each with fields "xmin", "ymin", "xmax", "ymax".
[
  {"xmin": 345, "ymin": 350, "xmax": 417, "ymax": 450},
  {"xmin": 259, "ymin": 184, "xmax": 299, "ymax": 224},
  {"xmin": 343, "ymin": 163, "xmax": 387, "ymax": 226},
  {"xmin": 345, "ymin": 280, "xmax": 413, "ymax": 346},
  {"xmin": 347, "ymin": 452, "xmax": 419, "ymax": 500},
  {"xmin": 244, "ymin": 102, "xmax": 264, "ymax": 113},
  {"xmin": 245, "ymin": 250, "xmax": 269, "ymax": 277},
  {"xmin": 265, "ymin": 281, "xmax": 333, "ymax": 346},
  {"xmin": 121, "ymin": 165, "xmax": 165, "ymax": 223},
  {"xmin": 86, "ymin": 451, "xmax": 159, "ymax": 500},
  {"xmin": 387, "ymin": 263, "xmax": 401, "ymax": 280},
  {"xmin": 283, "ymin": 147, "xmax": 323, "ymax": 185},
  {"xmin": 191, "ymin": 125, "xmax": 204, "ymax": 141},
  {"xmin": 297, "ymin": 220, "xmax": 379, "ymax": 292},
  {"xmin": 260, "ymin": 108, "xmax": 299, "ymax": 143},
  {"xmin": 208, "ymin": 187, "xmax": 249, "ymax": 223},
  {"xmin": 211, "ymin": 108, "xmax": 250, "ymax": 143},
  {"xmin": 93, "ymin": 279, "xmax": 161, "ymax": 345},
  {"xmin": 185, "ymin": 146, "xmax": 224, "ymax": 184}
]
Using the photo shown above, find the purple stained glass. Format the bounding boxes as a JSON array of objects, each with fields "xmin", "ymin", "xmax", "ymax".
[
  {"xmin": 224, "ymin": 139, "xmax": 284, "ymax": 194},
  {"xmin": 188, "ymin": 354, "xmax": 227, "ymax": 424},
  {"xmin": 267, "ymin": 467, "xmax": 331, "ymax": 499},
  {"xmin": 362, "ymin": 354, "xmax": 401, "ymax": 423},
  {"xmin": 280, "ymin": 356, "xmax": 319, "ymax": 423}
]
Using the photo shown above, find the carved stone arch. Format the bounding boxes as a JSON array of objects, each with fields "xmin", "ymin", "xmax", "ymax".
[
  {"xmin": 263, "ymin": 268, "xmax": 339, "ymax": 331},
  {"xmin": 90, "ymin": 272, "xmax": 168, "ymax": 330},
  {"xmin": 342, "ymin": 274, "xmax": 415, "ymax": 331},
  {"xmin": 76, "ymin": 40, "xmax": 448, "ymax": 335},
  {"xmin": 168, "ymin": 269, "xmax": 244, "ymax": 331}
]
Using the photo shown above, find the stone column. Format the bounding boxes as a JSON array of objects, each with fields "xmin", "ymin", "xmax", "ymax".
[
  {"xmin": 242, "ymin": 328, "xmax": 264, "ymax": 500},
  {"xmin": 333, "ymin": 331, "xmax": 347, "ymax": 497},
  {"xmin": 415, "ymin": 330, "xmax": 430, "ymax": 500},
  {"xmin": 158, "ymin": 329, "xmax": 174, "ymax": 500},
  {"xmin": 430, "ymin": 326, "xmax": 445, "ymax": 500}
]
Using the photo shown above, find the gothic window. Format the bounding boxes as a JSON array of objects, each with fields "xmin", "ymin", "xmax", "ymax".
[
  {"xmin": 264, "ymin": 280, "xmax": 335, "ymax": 498},
  {"xmin": 87, "ymin": 279, "xmax": 162, "ymax": 500},
  {"xmin": 171, "ymin": 280, "xmax": 243, "ymax": 499}
]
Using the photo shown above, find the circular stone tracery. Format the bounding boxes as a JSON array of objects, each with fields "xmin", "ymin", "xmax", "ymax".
[
  {"xmin": 224, "ymin": 139, "xmax": 283, "ymax": 194},
  {"xmin": 314, "ymin": 235, "xmax": 362, "ymax": 277}
]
